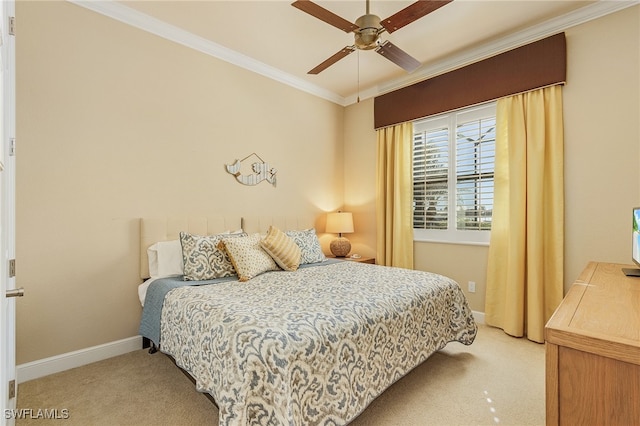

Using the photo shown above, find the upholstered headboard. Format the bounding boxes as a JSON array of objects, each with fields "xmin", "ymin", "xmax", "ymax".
[
  {"xmin": 241, "ymin": 216, "xmax": 316, "ymax": 234},
  {"xmin": 139, "ymin": 215, "xmax": 318, "ymax": 279},
  {"xmin": 140, "ymin": 216, "xmax": 242, "ymax": 279}
]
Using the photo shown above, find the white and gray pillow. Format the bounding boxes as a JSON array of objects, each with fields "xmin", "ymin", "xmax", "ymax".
[
  {"xmin": 180, "ymin": 232, "xmax": 246, "ymax": 281},
  {"xmin": 285, "ymin": 228, "xmax": 326, "ymax": 265}
]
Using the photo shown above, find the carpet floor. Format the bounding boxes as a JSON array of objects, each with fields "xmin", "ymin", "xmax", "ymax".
[{"xmin": 16, "ymin": 324, "xmax": 545, "ymax": 425}]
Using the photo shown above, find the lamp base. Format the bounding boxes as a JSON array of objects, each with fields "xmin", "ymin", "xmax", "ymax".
[{"xmin": 330, "ymin": 237, "xmax": 351, "ymax": 257}]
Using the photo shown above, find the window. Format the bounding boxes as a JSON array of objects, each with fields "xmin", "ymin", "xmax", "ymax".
[{"xmin": 412, "ymin": 102, "xmax": 496, "ymax": 244}]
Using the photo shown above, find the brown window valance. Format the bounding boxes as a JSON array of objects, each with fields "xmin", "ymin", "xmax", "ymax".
[{"xmin": 374, "ymin": 33, "xmax": 566, "ymax": 129}]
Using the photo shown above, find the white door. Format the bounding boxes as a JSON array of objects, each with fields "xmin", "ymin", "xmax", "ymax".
[{"xmin": 1, "ymin": 1, "xmax": 17, "ymax": 425}]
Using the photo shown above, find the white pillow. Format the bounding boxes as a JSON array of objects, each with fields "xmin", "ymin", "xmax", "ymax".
[{"xmin": 147, "ymin": 240, "xmax": 183, "ymax": 278}]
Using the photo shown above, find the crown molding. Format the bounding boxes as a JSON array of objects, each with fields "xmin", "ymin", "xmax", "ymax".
[
  {"xmin": 367, "ymin": 0, "xmax": 639, "ymax": 103},
  {"xmin": 69, "ymin": 0, "xmax": 637, "ymax": 107},
  {"xmin": 67, "ymin": 0, "xmax": 347, "ymax": 105}
]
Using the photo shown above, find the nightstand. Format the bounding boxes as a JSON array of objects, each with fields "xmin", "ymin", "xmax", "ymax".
[{"xmin": 330, "ymin": 256, "xmax": 375, "ymax": 264}]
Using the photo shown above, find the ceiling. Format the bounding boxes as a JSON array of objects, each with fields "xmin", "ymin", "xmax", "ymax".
[{"xmin": 83, "ymin": 1, "xmax": 635, "ymax": 105}]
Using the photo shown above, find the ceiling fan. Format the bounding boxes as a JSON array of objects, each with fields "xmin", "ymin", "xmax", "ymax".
[{"xmin": 292, "ymin": 0, "xmax": 453, "ymax": 74}]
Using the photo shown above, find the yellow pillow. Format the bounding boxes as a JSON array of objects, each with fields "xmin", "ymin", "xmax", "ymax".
[{"xmin": 260, "ymin": 225, "xmax": 301, "ymax": 271}]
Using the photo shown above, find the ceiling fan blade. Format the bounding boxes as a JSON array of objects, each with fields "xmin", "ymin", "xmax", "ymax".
[
  {"xmin": 381, "ymin": 0, "xmax": 453, "ymax": 33},
  {"xmin": 375, "ymin": 40, "xmax": 421, "ymax": 72},
  {"xmin": 291, "ymin": 0, "xmax": 359, "ymax": 33},
  {"xmin": 308, "ymin": 47, "xmax": 355, "ymax": 74}
]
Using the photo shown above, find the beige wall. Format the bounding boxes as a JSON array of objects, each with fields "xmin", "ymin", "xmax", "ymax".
[
  {"xmin": 563, "ymin": 6, "xmax": 640, "ymax": 287},
  {"xmin": 15, "ymin": 2, "xmax": 639, "ymax": 364},
  {"xmin": 344, "ymin": 5, "xmax": 640, "ymax": 312},
  {"xmin": 343, "ymin": 98, "xmax": 377, "ymax": 259},
  {"xmin": 16, "ymin": 2, "xmax": 345, "ymax": 364}
]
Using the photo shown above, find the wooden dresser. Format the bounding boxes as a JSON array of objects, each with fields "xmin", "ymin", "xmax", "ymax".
[{"xmin": 545, "ymin": 262, "xmax": 640, "ymax": 426}]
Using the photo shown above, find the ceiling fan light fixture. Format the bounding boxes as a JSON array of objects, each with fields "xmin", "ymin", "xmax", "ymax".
[
  {"xmin": 292, "ymin": 0, "xmax": 452, "ymax": 74},
  {"xmin": 354, "ymin": 14, "xmax": 381, "ymax": 49}
]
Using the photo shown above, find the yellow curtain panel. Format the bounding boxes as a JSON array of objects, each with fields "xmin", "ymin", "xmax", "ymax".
[
  {"xmin": 485, "ymin": 85, "xmax": 564, "ymax": 343},
  {"xmin": 376, "ymin": 122, "xmax": 414, "ymax": 269}
]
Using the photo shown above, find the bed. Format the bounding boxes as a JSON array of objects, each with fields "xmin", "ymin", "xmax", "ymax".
[{"xmin": 138, "ymin": 216, "xmax": 477, "ymax": 425}]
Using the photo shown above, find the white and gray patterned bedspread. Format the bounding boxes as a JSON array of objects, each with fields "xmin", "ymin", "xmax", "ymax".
[{"xmin": 160, "ymin": 261, "xmax": 477, "ymax": 425}]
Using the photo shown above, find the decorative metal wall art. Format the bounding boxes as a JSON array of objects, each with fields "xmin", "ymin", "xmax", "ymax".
[{"xmin": 225, "ymin": 153, "xmax": 277, "ymax": 187}]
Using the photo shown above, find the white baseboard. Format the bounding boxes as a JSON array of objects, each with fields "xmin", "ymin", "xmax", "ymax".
[
  {"xmin": 17, "ymin": 336, "xmax": 142, "ymax": 383},
  {"xmin": 472, "ymin": 310, "xmax": 485, "ymax": 324}
]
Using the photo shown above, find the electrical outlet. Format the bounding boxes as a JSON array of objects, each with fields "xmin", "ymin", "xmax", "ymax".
[{"xmin": 468, "ymin": 281, "xmax": 476, "ymax": 293}]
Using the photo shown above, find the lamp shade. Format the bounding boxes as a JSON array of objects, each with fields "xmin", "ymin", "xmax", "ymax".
[{"xmin": 326, "ymin": 212, "xmax": 354, "ymax": 234}]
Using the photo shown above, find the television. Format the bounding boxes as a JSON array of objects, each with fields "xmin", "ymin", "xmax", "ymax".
[{"xmin": 622, "ymin": 207, "xmax": 640, "ymax": 276}]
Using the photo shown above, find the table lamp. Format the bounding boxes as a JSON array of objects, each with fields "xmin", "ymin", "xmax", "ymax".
[{"xmin": 326, "ymin": 212, "xmax": 354, "ymax": 257}]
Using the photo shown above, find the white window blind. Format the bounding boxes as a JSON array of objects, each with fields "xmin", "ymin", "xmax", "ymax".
[
  {"xmin": 412, "ymin": 125, "xmax": 449, "ymax": 229},
  {"xmin": 413, "ymin": 102, "xmax": 496, "ymax": 244}
]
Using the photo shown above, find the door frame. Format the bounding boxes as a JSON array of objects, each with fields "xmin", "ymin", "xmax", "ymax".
[{"xmin": 1, "ymin": 1, "xmax": 17, "ymax": 424}]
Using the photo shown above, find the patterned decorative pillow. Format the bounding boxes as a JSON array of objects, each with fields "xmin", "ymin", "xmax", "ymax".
[
  {"xmin": 260, "ymin": 226, "xmax": 301, "ymax": 271},
  {"xmin": 219, "ymin": 233, "xmax": 279, "ymax": 281},
  {"xmin": 285, "ymin": 228, "xmax": 326, "ymax": 264},
  {"xmin": 180, "ymin": 232, "xmax": 245, "ymax": 281}
]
